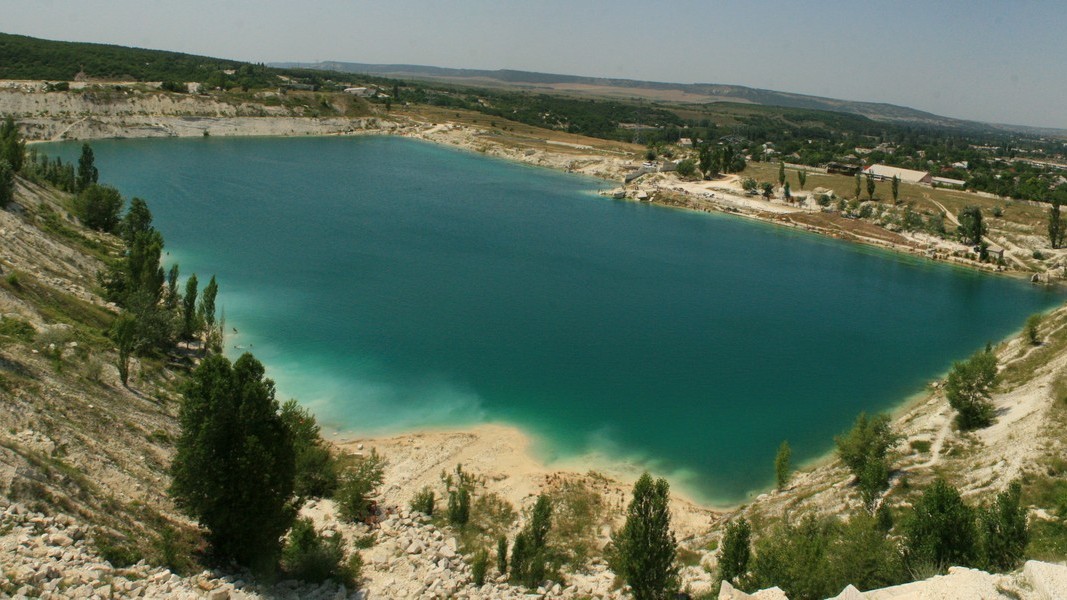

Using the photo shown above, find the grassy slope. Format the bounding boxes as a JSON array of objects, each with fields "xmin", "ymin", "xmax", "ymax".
[{"xmin": 0, "ymin": 176, "xmax": 201, "ymax": 570}]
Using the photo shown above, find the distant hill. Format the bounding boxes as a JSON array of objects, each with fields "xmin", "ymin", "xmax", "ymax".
[
  {"xmin": 0, "ymin": 32, "xmax": 255, "ymax": 82},
  {"xmin": 0, "ymin": 32, "xmax": 359, "ymax": 90},
  {"xmin": 274, "ymin": 61, "xmax": 1067, "ymax": 138}
]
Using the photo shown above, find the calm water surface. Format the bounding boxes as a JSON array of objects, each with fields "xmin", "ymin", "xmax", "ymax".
[{"xmin": 47, "ymin": 136, "xmax": 1062, "ymax": 503}]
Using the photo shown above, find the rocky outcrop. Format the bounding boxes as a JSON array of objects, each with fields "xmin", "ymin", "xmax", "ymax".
[
  {"xmin": 720, "ymin": 562, "xmax": 1067, "ymax": 600},
  {"xmin": 0, "ymin": 499, "xmax": 360, "ymax": 600}
]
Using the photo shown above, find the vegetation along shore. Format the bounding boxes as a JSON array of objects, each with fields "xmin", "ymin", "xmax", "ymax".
[{"xmin": 2, "ymin": 31, "xmax": 1067, "ymax": 599}]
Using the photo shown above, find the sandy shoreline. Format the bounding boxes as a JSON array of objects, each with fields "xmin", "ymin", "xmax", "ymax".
[{"xmin": 332, "ymin": 422, "xmax": 723, "ymax": 541}]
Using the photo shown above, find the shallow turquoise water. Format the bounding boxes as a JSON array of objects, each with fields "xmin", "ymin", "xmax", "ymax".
[{"xmin": 47, "ymin": 136, "xmax": 1062, "ymax": 504}]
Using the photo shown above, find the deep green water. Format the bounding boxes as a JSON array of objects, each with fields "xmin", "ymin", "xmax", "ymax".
[{"xmin": 48, "ymin": 136, "xmax": 1062, "ymax": 504}]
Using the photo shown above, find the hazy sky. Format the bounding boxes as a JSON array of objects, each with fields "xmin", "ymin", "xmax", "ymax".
[{"xmin": 5, "ymin": 0, "xmax": 1065, "ymax": 128}]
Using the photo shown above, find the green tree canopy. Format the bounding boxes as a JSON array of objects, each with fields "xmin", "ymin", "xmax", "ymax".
[
  {"xmin": 280, "ymin": 399, "xmax": 338, "ymax": 499},
  {"xmin": 169, "ymin": 353, "xmax": 296, "ymax": 573},
  {"xmin": 610, "ymin": 473, "xmax": 679, "ymax": 600},
  {"xmin": 0, "ymin": 116, "xmax": 24, "ymax": 173},
  {"xmin": 76, "ymin": 142, "xmax": 98, "ymax": 192},
  {"xmin": 182, "ymin": 274, "xmax": 199, "ymax": 340},
  {"xmin": 0, "ymin": 160, "xmax": 13, "ymax": 209},
  {"xmin": 74, "ymin": 183, "xmax": 124, "ymax": 232},
  {"xmin": 978, "ymin": 481, "xmax": 1028, "ymax": 572},
  {"xmin": 902, "ymin": 479, "xmax": 977, "ymax": 573},
  {"xmin": 834, "ymin": 413, "xmax": 900, "ymax": 509},
  {"xmin": 1048, "ymin": 202, "xmax": 1065, "ymax": 249},
  {"xmin": 956, "ymin": 205, "xmax": 986, "ymax": 246},
  {"xmin": 944, "ymin": 347, "xmax": 997, "ymax": 430},
  {"xmin": 718, "ymin": 517, "xmax": 751, "ymax": 588}
]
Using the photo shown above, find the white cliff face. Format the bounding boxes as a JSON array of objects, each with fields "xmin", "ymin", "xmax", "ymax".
[{"xmin": 717, "ymin": 562, "xmax": 1067, "ymax": 600}]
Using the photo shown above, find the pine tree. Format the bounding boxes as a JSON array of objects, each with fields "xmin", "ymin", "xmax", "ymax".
[
  {"xmin": 978, "ymin": 481, "xmax": 1028, "ymax": 572},
  {"xmin": 778, "ymin": 162, "xmax": 786, "ymax": 186},
  {"xmin": 611, "ymin": 473, "xmax": 679, "ymax": 600},
  {"xmin": 169, "ymin": 353, "xmax": 296, "ymax": 573},
  {"xmin": 510, "ymin": 494, "xmax": 553, "ymax": 588},
  {"xmin": 718, "ymin": 517, "xmax": 751, "ymax": 588},
  {"xmin": 891, "ymin": 175, "xmax": 900, "ymax": 203},
  {"xmin": 0, "ymin": 116, "xmax": 25, "ymax": 173},
  {"xmin": 797, "ymin": 169, "xmax": 807, "ymax": 190},
  {"xmin": 835, "ymin": 413, "xmax": 900, "ymax": 509},
  {"xmin": 903, "ymin": 479, "xmax": 977, "ymax": 573},
  {"xmin": 76, "ymin": 143, "xmax": 99, "ymax": 192}
]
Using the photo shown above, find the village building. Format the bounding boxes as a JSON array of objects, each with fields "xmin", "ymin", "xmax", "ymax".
[
  {"xmin": 825, "ymin": 162, "xmax": 861, "ymax": 176},
  {"xmin": 344, "ymin": 87, "xmax": 378, "ymax": 97},
  {"xmin": 862, "ymin": 164, "xmax": 933, "ymax": 184},
  {"xmin": 932, "ymin": 176, "xmax": 966, "ymax": 188}
]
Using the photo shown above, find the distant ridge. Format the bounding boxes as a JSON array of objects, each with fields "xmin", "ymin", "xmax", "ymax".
[{"xmin": 273, "ymin": 61, "xmax": 1066, "ymax": 138}]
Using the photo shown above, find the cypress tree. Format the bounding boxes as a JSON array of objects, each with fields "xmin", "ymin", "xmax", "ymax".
[
  {"xmin": 201, "ymin": 275, "xmax": 219, "ymax": 329},
  {"xmin": 183, "ymin": 274, "xmax": 199, "ymax": 339},
  {"xmin": 76, "ymin": 142, "xmax": 99, "ymax": 192},
  {"xmin": 1049, "ymin": 202, "xmax": 1065, "ymax": 249},
  {"xmin": 611, "ymin": 473, "xmax": 679, "ymax": 600}
]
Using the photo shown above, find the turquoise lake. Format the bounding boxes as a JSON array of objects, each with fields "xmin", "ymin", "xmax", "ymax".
[{"xmin": 47, "ymin": 136, "xmax": 1062, "ymax": 504}]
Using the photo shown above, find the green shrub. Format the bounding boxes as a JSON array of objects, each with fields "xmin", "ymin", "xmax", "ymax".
[
  {"xmin": 335, "ymin": 449, "xmax": 386, "ymax": 523},
  {"xmin": 281, "ymin": 517, "xmax": 347, "ymax": 584},
  {"xmin": 1025, "ymin": 314, "xmax": 1042, "ymax": 345},
  {"xmin": 443, "ymin": 464, "xmax": 475, "ymax": 527},
  {"xmin": 978, "ymin": 481, "xmax": 1028, "ymax": 572},
  {"xmin": 410, "ymin": 486, "xmax": 435, "ymax": 516},
  {"xmin": 909, "ymin": 440, "xmax": 932, "ymax": 454},
  {"xmin": 835, "ymin": 413, "xmax": 900, "ymax": 509},
  {"xmin": 152, "ymin": 525, "xmax": 196, "ymax": 574},
  {"xmin": 549, "ymin": 479, "xmax": 605, "ymax": 569},
  {"xmin": 0, "ymin": 316, "xmax": 36, "ymax": 345},
  {"xmin": 902, "ymin": 479, "xmax": 977, "ymax": 573},
  {"xmin": 945, "ymin": 348, "xmax": 997, "ymax": 430},
  {"xmin": 280, "ymin": 400, "xmax": 338, "ymax": 499},
  {"xmin": 94, "ymin": 533, "xmax": 142, "ymax": 568}
]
